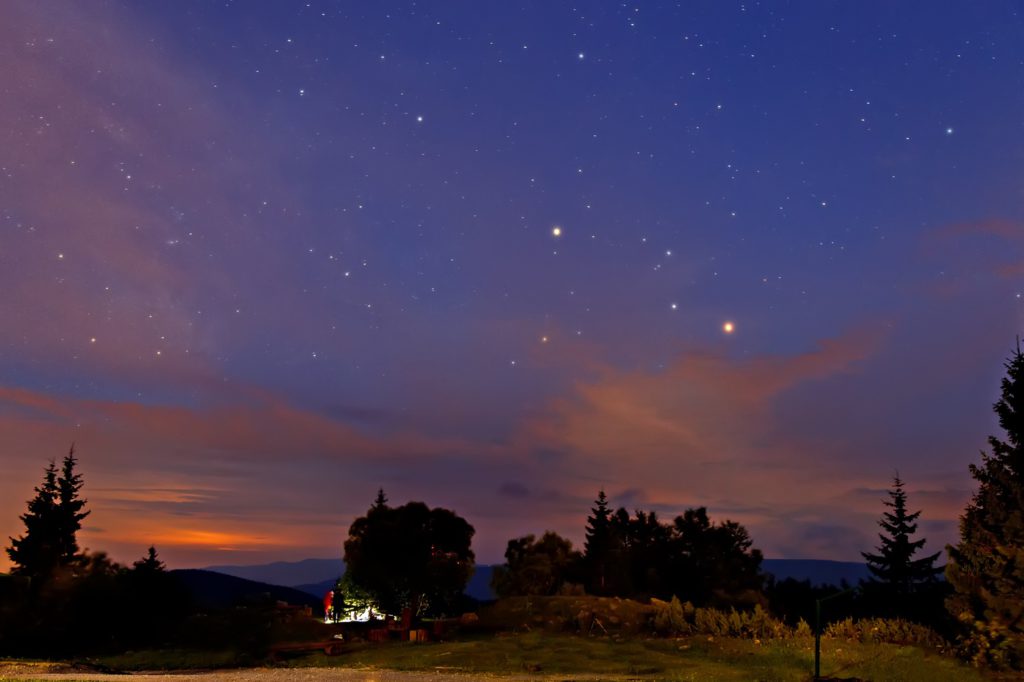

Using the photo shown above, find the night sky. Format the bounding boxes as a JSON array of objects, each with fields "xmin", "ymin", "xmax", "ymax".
[{"xmin": 2, "ymin": 1, "xmax": 1023, "ymax": 570}]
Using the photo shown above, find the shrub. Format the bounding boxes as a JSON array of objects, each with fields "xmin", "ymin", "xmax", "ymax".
[
  {"xmin": 795, "ymin": 618, "xmax": 812, "ymax": 637},
  {"xmin": 651, "ymin": 596, "xmax": 690, "ymax": 635},
  {"xmin": 824, "ymin": 617, "xmax": 947, "ymax": 649},
  {"xmin": 651, "ymin": 597, "xmax": 790, "ymax": 639}
]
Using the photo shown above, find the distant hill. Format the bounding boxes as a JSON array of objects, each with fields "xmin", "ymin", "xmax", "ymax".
[
  {"xmin": 288, "ymin": 568, "xmax": 497, "ymax": 602},
  {"xmin": 203, "ymin": 557, "xmax": 870, "ymax": 602},
  {"xmin": 203, "ymin": 557, "xmax": 343, "ymax": 587},
  {"xmin": 762, "ymin": 559, "xmax": 870, "ymax": 587},
  {"xmin": 171, "ymin": 569, "xmax": 323, "ymax": 613},
  {"xmin": 294, "ymin": 578, "xmax": 336, "ymax": 598}
]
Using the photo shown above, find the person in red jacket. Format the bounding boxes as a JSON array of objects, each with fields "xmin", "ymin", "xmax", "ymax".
[{"xmin": 323, "ymin": 590, "xmax": 334, "ymax": 622}]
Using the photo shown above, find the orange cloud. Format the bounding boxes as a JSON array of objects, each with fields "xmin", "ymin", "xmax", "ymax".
[
  {"xmin": 0, "ymin": 382, "xmax": 494, "ymax": 570},
  {"xmin": 507, "ymin": 325, "xmax": 963, "ymax": 558}
]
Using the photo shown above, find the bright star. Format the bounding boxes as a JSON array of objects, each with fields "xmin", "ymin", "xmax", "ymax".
[
  {"xmin": 552, "ymin": 226, "xmax": 562, "ymax": 237},
  {"xmin": 723, "ymin": 321, "xmax": 735, "ymax": 334}
]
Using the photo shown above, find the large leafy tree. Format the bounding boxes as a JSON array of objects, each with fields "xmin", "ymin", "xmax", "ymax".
[
  {"xmin": 343, "ymin": 497, "xmax": 475, "ymax": 617},
  {"xmin": 669, "ymin": 506, "xmax": 764, "ymax": 607},
  {"xmin": 946, "ymin": 344, "xmax": 1024, "ymax": 669},
  {"xmin": 7, "ymin": 446, "xmax": 89, "ymax": 580},
  {"xmin": 861, "ymin": 475, "xmax": 942, "ymax": 594},
  {"xmin": 491, "ymin": 531, "xmax": 582, "ymax": 597}
]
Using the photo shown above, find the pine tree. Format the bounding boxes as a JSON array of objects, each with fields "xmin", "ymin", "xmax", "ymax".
[
  {"xmin": 6, "ymin": 446, "xmax": 90, "ymax": 580},
  {"xmin": 946, "ymin": 343, "xmax": 1024, "ymax": 669},
  {"xmin": 372, "ymin": 487, "xmax": 388, "ymax": 511},
  {"xmin": 133, "ymin": 546, "xmax": 165, "ymax": 573},
  {"xmin": 583, "ymin": 490, "xmax": 612, "ymax": 593},
  {"xmin": 6, "ymin": 460, "xmax": 60, "ymax": 578},
  {"xmin": 55, "ymin": 446, "xmax": 89, "ymax": 565},
  {"xmin": 861, "ymin": 474, "xmax": 942, "ymax": 596}
]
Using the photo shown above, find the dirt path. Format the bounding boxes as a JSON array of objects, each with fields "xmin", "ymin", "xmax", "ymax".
[{"xmin": 0, "ymin": 664, "xmax": 616, "ymax": 682}]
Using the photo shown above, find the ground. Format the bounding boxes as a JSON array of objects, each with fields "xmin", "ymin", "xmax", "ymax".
[{"xmin": 0, "ymin": 632, "xmax": 997, "ymax": 681}]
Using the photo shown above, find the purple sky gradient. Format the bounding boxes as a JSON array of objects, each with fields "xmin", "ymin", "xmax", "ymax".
[{"xmin": 2, "ymin": 1, "xmax": 1022, "ymax": 569}]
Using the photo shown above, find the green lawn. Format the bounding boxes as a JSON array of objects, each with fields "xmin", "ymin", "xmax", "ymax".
[{"xmin": 290, "ymin": 631, "xmax": 988, "ymax": 681}]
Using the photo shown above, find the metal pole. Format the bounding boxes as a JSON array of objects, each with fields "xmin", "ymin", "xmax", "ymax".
[
  {"xmin": 812, "ymin": 586, "xmax": 856, "ymax": 680},
  {"xmin": 814, "ymin": 598, "xmax": 821, "ymax": 680}
]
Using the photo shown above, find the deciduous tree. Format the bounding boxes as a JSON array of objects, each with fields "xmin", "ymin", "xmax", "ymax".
[
  {"xmin": 343, "ymin": 498, "xmax": 475, "ymax": 617},
  {"xmin": 491, "ymin": 531, "xmax": 582, "ymax": 596}
]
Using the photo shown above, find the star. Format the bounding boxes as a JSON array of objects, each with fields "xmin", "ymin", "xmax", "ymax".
[
  {"xmin": 552, "ymin": 226, "xmax": 562, "ymax": 237},
  {"xmin": 723, "ymin": 321, "xmax": 735, "ymax": 334}
]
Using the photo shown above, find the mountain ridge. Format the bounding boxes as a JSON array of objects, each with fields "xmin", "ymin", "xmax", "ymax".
[{"xmin": 202, "ymin": 557, "xmax": 871, "ymax": 600}]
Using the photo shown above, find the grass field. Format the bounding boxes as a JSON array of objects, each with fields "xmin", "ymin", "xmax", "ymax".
[
  {"xmin": 288, "ymin": 631, "xmax": 988, "ymax": 681},
  {"xmin": 11, "ymin": 595, "xmax": 1004, "ymax": 680}
]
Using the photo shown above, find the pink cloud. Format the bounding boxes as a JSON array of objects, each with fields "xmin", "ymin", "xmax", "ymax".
[{"xmin": 505, "ymin": 325, "xmax": 969, "ymax": 559}]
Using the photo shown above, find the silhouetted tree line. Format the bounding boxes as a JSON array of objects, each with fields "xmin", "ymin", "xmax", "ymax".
[
  {"xmin": 4, "ymin": 341, "xmax": 1024, "ymax": 670},
  {"xmin": 493, "ymin": 492, "xmax": 764, "ymax": 608},
  {"xmin": 0, "ymin": 448, "xmax": 277, "ymax": 658},
  {"xmin": 489, "ymin": 481, "xmax": 953, "ymax": 634}
]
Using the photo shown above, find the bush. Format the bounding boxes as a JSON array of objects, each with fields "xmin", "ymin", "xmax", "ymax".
[
  {"xmin": 651, "ymin": 597, "xmax": 789, "ymax": 639},
  {"xmin": 651, "ymin": 596, "xmax": 690, "ymax": 634},
  {"xmin": 824, "ymin": 617, "xmax": 947, "ymax": 649}
]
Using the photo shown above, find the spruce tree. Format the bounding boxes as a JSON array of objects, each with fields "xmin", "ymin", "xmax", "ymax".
[
  {"xmin": 133, "ymin": 546, "xmax": 165, "ymax": 573},
  {"xmin": 6, "ymin": 460, "xmax": 60, "ymax": 578},
  {"xmin": 6, "ymin": 446, "xmax": 89, "ymax": 580},
  {"xmin": 55, "ymin": 446, "xmax": 89, "ymax": 565},
  {"xmin": 861, "ymin": 475, "xmax": 942, "ymax": 596},
  {"xmin": 947, "ymin": 343, "xmax": 1024, "ymax": 669},
  {"xmin": 583, "ymin": 490, "xmax": 612, "ymax": 593}
]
